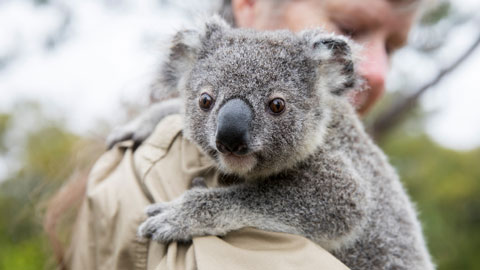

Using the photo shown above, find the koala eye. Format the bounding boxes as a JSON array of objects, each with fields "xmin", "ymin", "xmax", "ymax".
[
  {"xmin": 199, "ymin": 93, "xmax": 214, "ymax": 111},
  {"xmin": 268, "ymin": 98, "xmax": 286, "ymax": 115}
]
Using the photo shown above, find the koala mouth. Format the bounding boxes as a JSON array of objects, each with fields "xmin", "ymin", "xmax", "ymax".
[{"xmin": 218, "ymin": 152, "xmax": 257, "ymax": 175}]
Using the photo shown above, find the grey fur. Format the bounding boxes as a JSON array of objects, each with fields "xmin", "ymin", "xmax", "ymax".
[
  {"xmin": 106, "ymin": 98, "xmax": 181, "ymax": 149},
  {"xmin": 137, "ymin": 17, "xmax": 434, "ymax": 270},
  {"xmin": 218, "ymin": 0, "xmax": 235, "ymax": 26}
]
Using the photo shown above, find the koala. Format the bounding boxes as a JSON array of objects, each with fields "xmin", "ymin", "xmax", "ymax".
[{"xmin": 115, "ymin": 17, "xmax": 434, "ymax": 270}]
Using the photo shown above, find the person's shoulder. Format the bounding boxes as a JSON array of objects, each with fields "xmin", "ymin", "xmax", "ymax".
[
  {"xmin": 134, "ymin": 114, "xmax": 217, "ymax": 202},
  {"xmin": 140, "ymin": 114, "xmax": 184, "ymax": 150},
  {"xmin": 71, "ymin": 138, "xmax": 152, "ymax": 270},
  {"xmin": 85, "ymin": 114, "xmax": 187, "ymax": 205},
  {"xmin": 87, "ymin": 114, "xmax": 184, "ymax": 194},
  {"xmin": 133, "ymin": 114, "xmax": 184, "ymax": 174}
]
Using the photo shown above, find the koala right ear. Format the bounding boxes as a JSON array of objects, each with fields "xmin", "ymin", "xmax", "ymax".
[
  {"xmin": 301, "ymin": 29, "xmax": 362, "ymax": 96},
  {"xmin": 154, "ymin": 16, "xmax": 230, "ymax": 96}
]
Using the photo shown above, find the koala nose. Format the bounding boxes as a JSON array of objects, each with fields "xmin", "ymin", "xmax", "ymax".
[{"xmin": 216, "ymin": 99, "xmax": 252, "ymax": 156}]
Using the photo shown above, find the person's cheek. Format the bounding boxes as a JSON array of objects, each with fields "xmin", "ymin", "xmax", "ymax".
[{"xmin": 352, "ymin": 38, "xmax": 389, "ymax": 115}]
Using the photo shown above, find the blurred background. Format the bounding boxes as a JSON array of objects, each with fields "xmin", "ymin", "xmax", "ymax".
[{"xmin": 0, "ymin": 0, "xmax": 479, "ymax": 269}]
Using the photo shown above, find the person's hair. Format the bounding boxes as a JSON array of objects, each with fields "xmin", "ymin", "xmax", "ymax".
[{"xmin": 219, "ymin": 0, "xmax": 235, "ymax": 26}]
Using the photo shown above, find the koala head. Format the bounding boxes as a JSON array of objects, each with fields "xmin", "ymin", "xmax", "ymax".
[{"xmin": 160, "ymin": 16, "xmax": 361, "ymax": 178}]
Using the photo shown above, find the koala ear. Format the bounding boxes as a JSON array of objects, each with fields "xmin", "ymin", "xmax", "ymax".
[
  {"xmin": 301, "ymin": 30, "xmax": 361, "ymax": 96},
  {"xmin": 155, "ymin": 15, "xmax": 230, "ymax": 95},
  {"xmin": 204, "ymin": 14, "xmax": 231, "ymax": 39},
  {"xmin": 155, "ymin": 29, "xmax": 202, "ymax": 95}
]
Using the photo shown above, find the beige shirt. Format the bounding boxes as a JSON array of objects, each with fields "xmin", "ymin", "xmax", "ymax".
[{"xmin": 67, "ymin": 114, "xmax": 350, "ymax": 270}]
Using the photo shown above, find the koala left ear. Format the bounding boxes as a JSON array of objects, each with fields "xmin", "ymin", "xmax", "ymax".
[
  {"xmin": 204, "ymin": 15, "xmax": 231, "ymax": 39},
  {"xmin": 153, "ymin": 15, "xmax": 231, "ymax": 96},
  {"xmin": 301, "ymin": 30, "xmax": 361, "ymax": 96}
]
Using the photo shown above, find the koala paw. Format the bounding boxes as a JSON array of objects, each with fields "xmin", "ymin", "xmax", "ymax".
[
  {"xmin": 106, "ymin": 119, "xmax": 156, "ymax": 150},
  {"xmin": 190, "ymin": 176, "xmax": 208, "ymax": 189},
  {"xmin": 138, "ymin": 201, "xmax": 193, "ymax": 243}
]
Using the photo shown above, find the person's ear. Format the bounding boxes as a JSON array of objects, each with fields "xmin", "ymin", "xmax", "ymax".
[{"xmin": 232, "ymin": 0, "xmax": 256, "ymax": 28}]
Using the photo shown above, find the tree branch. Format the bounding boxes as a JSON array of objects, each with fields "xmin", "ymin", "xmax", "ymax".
[{"xmin": 370, "ymin": 32, "xmax": 480, "ymax": 141}]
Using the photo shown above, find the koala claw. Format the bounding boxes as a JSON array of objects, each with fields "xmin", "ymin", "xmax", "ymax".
[
  {"xmin": 107, "ymin": 98, "xmax": 182, "ymax": 150},
  {"xmin": 190, "ymin": 176, "xmax": 208, "ymax": 189},
  {"xmin": 106, "ymin": 126, "xmax": 134, "ymax": 150},
  {"xmin": 106, "ymin": 121, "xmax": 155, "ymax": 150},
  {"xmin": 145, "ymin": 202, "xmax": 168, "ymax": 217},
  {"xmin": 138, "ymin": 203, "xmax": 192, "ymax": 243}
]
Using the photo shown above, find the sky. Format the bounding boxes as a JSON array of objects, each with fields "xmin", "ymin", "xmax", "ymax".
[
  {"xmin": 387, "ymin": 11, "xmax": 480, "ymax": 150},
  {"xmin": 1, "ymin": 0, "xmax": 479, "ymax": 152},
  {"xmin": 422, "ymin": 29, "xmax": 480, "ymax": 151}
]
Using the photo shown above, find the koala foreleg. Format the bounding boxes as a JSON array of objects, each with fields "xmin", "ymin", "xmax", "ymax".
[
  {"xmin": 138, "ymin": 159, "xmax": 367, "ymax": 248},
  {"xmin": 106, "ymin": 98, "xmax": 181, "ymax": 149}
]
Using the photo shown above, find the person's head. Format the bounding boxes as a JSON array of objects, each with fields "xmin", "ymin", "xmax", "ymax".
[{"xmin": 220, "ymin": 0, "xmax": 422, "ymax": 114}]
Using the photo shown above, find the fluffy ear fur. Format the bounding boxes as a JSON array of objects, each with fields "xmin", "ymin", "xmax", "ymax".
[
  {"xmin": 159, "ymin": 29, "xmax": 202, "ymax": 93},
  {"xmin": 156, "ymin": 15, "xmax": 231, "ymax": 96},
  {"xmin": 301, "ymin": 30, "xmax": 362, "ymax": 96}
]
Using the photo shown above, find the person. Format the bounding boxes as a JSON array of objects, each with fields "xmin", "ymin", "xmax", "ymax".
[
  {"xmin": 221, "ymin": 0, "xmax": 418, "ymax": 115},
  {"xmin": 47, "ymin": 0, "xmax": 426, "ymax": 269}
]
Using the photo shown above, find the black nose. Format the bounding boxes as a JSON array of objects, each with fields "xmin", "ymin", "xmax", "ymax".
[{"xmin": 216, "ymin": 99, "xmax": 252, "ymax": 156}]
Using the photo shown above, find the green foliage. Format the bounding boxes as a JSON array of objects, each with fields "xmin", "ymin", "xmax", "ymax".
[
  {"xmin": 22, "ymin": 124, "xmax": 79, "ymax": 183},
  {"xmin": 381, "ymin": 132, "xmax": 480, "ymax": 270},
  {"xmin": 421, "ymin": 1, "xmax": 452, "ymax": 25},
  {"xmin": 0, "ymin": 237, "xmax": 46, "ymax": 270},
  {"xmin": 0, "ymin": 114, "xmax": 10, "ymax": 153},
  {"xmin": 0, "ymin": 186, "xmax": 49, "ymax": 270},
  {"xmin": 0, "ymin": 103, "xmax": 89, "ymax": 269}
]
